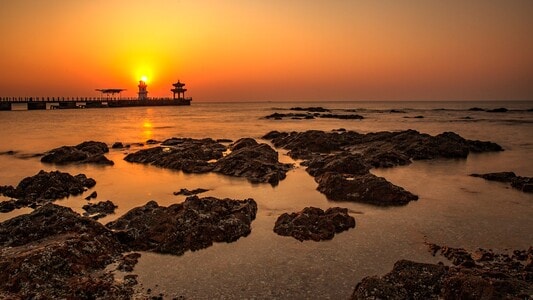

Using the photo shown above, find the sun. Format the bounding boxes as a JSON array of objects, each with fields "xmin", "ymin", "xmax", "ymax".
[{"xmin": 141, "ymin": 75, "xmax": 148, "ymax": 83}]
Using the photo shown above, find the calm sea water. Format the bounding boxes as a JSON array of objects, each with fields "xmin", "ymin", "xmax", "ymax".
[{"xmin": 1, "ymin": 101, "xmax": 532, "ymax": 298}]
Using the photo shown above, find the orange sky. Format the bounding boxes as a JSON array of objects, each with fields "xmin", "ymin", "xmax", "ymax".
[{"xmin": 1, "ymin": 1, "xmax": 532, "ymax": 101}]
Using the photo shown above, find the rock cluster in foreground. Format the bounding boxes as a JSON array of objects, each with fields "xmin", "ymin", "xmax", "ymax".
[
  {"xmin": 106, "ymin": 196, "xmax": 258, "ymax": 255},
  {"xmin": 274, "ymin": 207, "xmax": 355, "ymax": 241},
  {"xmin": 0, "ymin": 193, "xmax": 259, "ymax": 298},
  {"xmin": 0, "ymin": 204, "xmax": 133, "ymax": 299},
  {"xmin": 41, "ymin": 141, "xmax": 114, "ymax": 165},
  {"xmin": 125, "ymin": 137, "xmax": 292, "ymax": 185},
  {"xmin": 471, "ymin": 172, "xmax": 533, "ymax": 193},
  {"xmin": 0, "ymin": 170, "xmax": 96, "ymax": 212},
  {"xmin": 351, "ymin": 244, "xmax": 532, "ymax": 299},
  {"xmin": 263, "ymin": 130, "xmax": 502, "ymax": 206}
]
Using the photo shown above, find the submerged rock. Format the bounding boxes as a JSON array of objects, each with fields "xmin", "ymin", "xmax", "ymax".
[
  {"xmin": 274, "ymin": 207, "xmax": 355, "ymax": 241},
  {"xmin": 290, "ymin": 106, "xmax": 331, "ymax": 112},
  {"xmin": 106, "ymin": 196, "xmax": 258, "ymax": 255},
  {"xmin": 0, "ymin": 204, "xmax": 133, "ymax": 299},
  {"xmin": 352, "ymin": 245, "xmax": 533, "ymax": 299},
  {"xmin": 0, "ymin": 170, "xmax": 96, "ymax": 210},
  {"xmin": 125, "ymin": 137, "xmax": 291, "ymax": 185},
  {"xmin": 82, "ymin": 200, "xmax": 118, "ymax": 219},
  {"xmin": 124, "ymin": 137, "xmax": 225, "ymax": 173},
  {"xmin": 41, "ymin": 141, "xmax": 114, "ymax": 165},
  {"xmin": 264, "ymin": 129, "xmax": 502, "ymax": 206},
  {"xmin": 173, "ymin": 188, "xmax": 209, "ymax": 196},
  {"xmin": 470, "ymin": 172, "xmax": 533, "ymax": 193},
  {"xmin": 316, "ymin": 172, "xmax": 418, "ymax": 205},
  {"xmin": 213, "ymin": 138, "xmax": 292, "ymax": 185}
]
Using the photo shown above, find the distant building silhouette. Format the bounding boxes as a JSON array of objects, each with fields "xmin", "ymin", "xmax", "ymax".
[
  {"xmin": 138, "ymin": 80, "xmax": 148, "ymax": 100},
  {"xmin": 171, "ymin": 80, "xmax": 188, "ymax": 100}
]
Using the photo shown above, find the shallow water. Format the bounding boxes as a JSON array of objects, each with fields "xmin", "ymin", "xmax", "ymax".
[{"xmin": 1, "ymin": 101, "xmax": 532, "ymax": 298}]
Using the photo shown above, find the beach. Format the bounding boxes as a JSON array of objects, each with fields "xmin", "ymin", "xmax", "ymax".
[{"xmin": 1, "ymin": 100, "xmax": 532, "ymax": 298}]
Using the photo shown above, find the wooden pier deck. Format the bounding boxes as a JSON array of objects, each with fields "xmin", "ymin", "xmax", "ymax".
[{"xmin": 0, "ymin": 97, "xmax": 191, "ymax": 111}]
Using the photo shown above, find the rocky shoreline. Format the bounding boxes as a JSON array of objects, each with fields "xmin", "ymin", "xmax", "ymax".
[
  {"xmin": 0, "ymin": 128, "xmax": 530, "ymax": 298},
  {"xmin": 351, "ymin": 244, "xmax": 533, "ymax": 299}
]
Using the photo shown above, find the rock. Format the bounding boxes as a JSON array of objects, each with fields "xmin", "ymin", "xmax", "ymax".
[
  {"xmin": 319, "ymin": 114, "xmax": 364, "ymax": 120},
  {"xmin": 487, "ymin": 107, "xmax": 508, "ymax": 113},
  {"xmin": 316, "ymin": 172, "xmax": 418, "ymax": 205},
  {"xmin": 304, "ymin": 153, "xmax": 370, "ymax": 177},
  {"xmin": 0, "ymin": 204, "xmax": 134, "ymax": 298},
  {"xmin": 263, "ymin": 129, "xmax": 502, "ymax": 206},
  {"xmin": 173, "ymin": 188, "xmax": 209, "ymax": 196},
  {"xmin": 41, "ymin": 141, "xmax": 113, "ymax": 165},
  {"xmin": 106, "ymin": 196, "xmax": 258, "ymax": 255},
  {"xmin": 0, "ymin": 170, "xmax": 97, "ymax": 209},
  {"xmin": 82, "ymin": 200, "xmax": 117, "ymax": 220},
  {"xmin": 390, "ymin": 109, "xmax": 406, "ymax": 113},
  {"xmin": 117, "ymin": 252, "xmax": 142, "ymax": 272},
  {"xmin": 352, "ymin": 260, "xmax": 448, "ymax": 300},
  {"xmin": 352, "ymin": 247, "xmax": 533, "ymax": 300},
  {"xmin": 470, "ymin": 172, "xmax": 532, "ymax": 193},
  {"xmin": 0, "ymin": 200, "xmax": 17, "ymax": 213},
  {"xmin": 212, "ymin": 139, "xmax": 292, "ymax": 185},
  {"xmin": 468, "ymin": 107, "xmax": 485, "ymax": 111},
  {"xmin": 124, "ymin": 138, "xmax": 226, "ymax": 173},
  {"xmin": 216, "ymin": 138, "xmax": 233, "ymax": 143},
  {"xmin": 146, "ymin": 139, "xmax": 160, "ymax": 144},
  {"xmin": 112, "ymin": 142, "xmax": 124, "ymax": 149},
  {"xmin": 85, "ymin": 190, "xmax": 97, "ymax": 200},
  {"xmin": 273, "ymin": 207, "xmax": 355, "ymax": 241},
  {"xmin": 290, "ymin": 106, "xmax": 331, "ymax": 112}
]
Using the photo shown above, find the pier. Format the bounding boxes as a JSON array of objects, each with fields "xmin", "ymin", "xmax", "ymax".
[
  {"xmin": 0, "ymin": 97, "xmax": 191, "ymax": 111},
  {"xmin": 0, "ymin": 80, "xmax": 192, "ymax": 111}
]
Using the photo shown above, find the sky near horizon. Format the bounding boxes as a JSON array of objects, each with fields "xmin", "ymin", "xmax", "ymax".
[{"xmin": 1, "ymin": 1, "xmax": 532, "ymax": 101}]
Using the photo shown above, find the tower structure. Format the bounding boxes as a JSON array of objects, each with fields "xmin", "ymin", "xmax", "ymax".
[
  {"xmin": 138, "ymin": 80, "xmax": 148, "ymax": 100},
  {"xmin": 171, "ymin": 80, "xmax": 187, "ymax": 99}
]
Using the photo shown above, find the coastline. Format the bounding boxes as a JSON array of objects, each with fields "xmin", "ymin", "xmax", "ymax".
[{"xmin": 0, "ymin": 101, "xmax": 531, "ymax": 298}]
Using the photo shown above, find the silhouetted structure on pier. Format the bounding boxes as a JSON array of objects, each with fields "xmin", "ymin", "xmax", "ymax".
[
  {"xmin": 0, "ymin": 80, "xmax": 192, "ymax": 111},
  {"xmin": 138, "ymin": 80, "xmax": 148, "ymax": 100},
  {"xmin": 171, "ymin": 80, "xmax": 188, "ymax": 100}
]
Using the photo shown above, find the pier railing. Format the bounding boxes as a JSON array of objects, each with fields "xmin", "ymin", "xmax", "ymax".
[{"xmin": 0, "ymin": 96, "xmax": 189, "ymax": 102}]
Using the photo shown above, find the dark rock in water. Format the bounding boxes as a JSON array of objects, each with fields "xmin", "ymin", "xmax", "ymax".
[
  {"xmin": 173, "ymin": 188, "xmax": 209, "ymax": 196},
  {"xmin": 352, "ymin": 244, "xmax": 533, "ymax": 299},
  {"xmin": 117, "ymin": 252, "xmax": 142, "ymax": 272},
  {"xmin": 274, "ymin": 207, "xmax": 355, "ymax": 241},
  {"xmin": 216, "ymin": 138, "xmax": 233, "ymax": 143},
  {"xmin": 106, "ymin": 196, "xmax": 257, "ymax": 255},
  {"xmin": 0, "ymin": 150, "xmax": 16, "ymax": 156},
  {"xmin": 304, "ymin": 153, "xmax": 370, "ymax": 177},
  {"xmin": 0, "ymin": 200, "xmax": 17, "ymax": 213},
  {"xmin": 319, "ymin": 114, "xmax": 364, "ymax": 120},
  {"xmin": 83, "ymin": 200, "xmax": 117, "ymax": 219},
  {"xmin": 470, "ymin": 172, "xmax": 533, "ymax": 193},
  {"xmin": 290, "ymin": 106, "xmax": 330, "ymax": 112},
  {"xmin": 0, "ymin": 203, "xmax": 134, "ymax": 298},
  {"xmin": 112, "ymin": 142, "xmax": 124, "ymax": 149},
  {"xmin": 41, "ymin": 141, "xmax": 113, "ymax": 165},
  {"xmin": 352, "ymin": 260, "xmax": 448, "ymax": 300},
  {"xmin": 264, "ymin": 130, "xmax": 502, "ymax": 206},
  {"xmin": 363, "ymin": 149, "xmax": 411, "ymax": 168},
  {"xmin": 468, "ymin": 107, "xmax": 485, "ymax": 111},
  {"xmin": 389, "ymin": 109, "xmax": 406, "ymax": 113},
  {"xmin": 146, "ymin": 139, "xmax": 160, "ymax": 144},
  {"xmin": 264, "ymin": 112, "xmax": 314, "ymax": 120},
  {"xmin": 124, "ymin": 138, "xmax": 226, "ymax": 173},
  {"xmin": 85, "ymin": 190, "xmax": 97, "ymax": 200},
  {"xmin": 316, "ymin": 172, "xmax": 418, "ymax": 206},
  {"xmin": 487, "ymin": 107, "xmax": 508, "ymax": 113},
  {"xmin": 0, "ymin": 170, "xmax": 97, "ymax": 210},
  {"xmin": 212, "ymin": 139, "xmax": 292, "ymax": 185}
]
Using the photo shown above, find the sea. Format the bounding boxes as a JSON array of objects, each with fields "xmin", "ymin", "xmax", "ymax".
[{"xmin": 1, "ymin": 100, "xmax": 532, "ymax": 298}]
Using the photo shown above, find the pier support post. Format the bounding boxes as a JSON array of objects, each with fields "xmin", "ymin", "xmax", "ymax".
[
  {"xmin": 27, "ymin": 102, "xmax": 47, "ymax": 110},
  {"xmin": 0, "ymin": 102, "xmax": 11, "ymax": 111}
]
